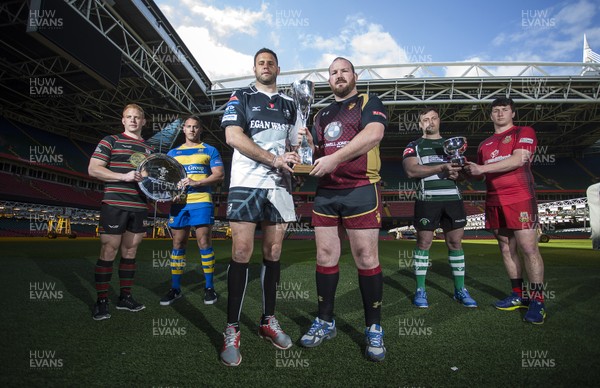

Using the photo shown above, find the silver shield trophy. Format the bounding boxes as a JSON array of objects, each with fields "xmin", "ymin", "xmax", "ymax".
[
  {"xmin": 290, "ymin": 80, "xmax": 315, "ymax": 174},
  {"xmin": 137, "ymin": 154, "xmax": 187, "ymax": 202},
  {"xmin": 443, "ymin": 136, "xmax": 468, "ymax": 166}
]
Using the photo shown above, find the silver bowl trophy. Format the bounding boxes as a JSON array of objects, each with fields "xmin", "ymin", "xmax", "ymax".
[
  {"xmin": 131, "ymin": 153, "xmax": 187, "ymax": 202},
  {"xmin": 443, "ymin": 136, "xmax": 468, "ymax": 166},
  {"xmin": 290, "ymin": 80, "xmax": 315, "ymax": 174}
]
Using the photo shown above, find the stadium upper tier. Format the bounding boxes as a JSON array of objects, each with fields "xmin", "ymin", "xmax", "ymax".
[{"xmin": 1, "ymin": 118, "xmax": 597, "ymax": 205}]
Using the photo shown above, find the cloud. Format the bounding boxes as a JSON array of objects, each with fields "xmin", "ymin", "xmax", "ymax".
[
  {"xmin": 180, "ymin": 0, "xmax": 269, "ymax": 38},
  {"xmin": 487, "ymin": 0, "xmax": 599, "ymax": 62},
  {"xmin": 176, "ymin": 26, "xmax": 253, "ymax": 81}
]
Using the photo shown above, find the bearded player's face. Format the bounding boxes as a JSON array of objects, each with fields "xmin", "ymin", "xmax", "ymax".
[{"xmin": 328, "ymin": 59, "xmax": 357, "ymax": 99}]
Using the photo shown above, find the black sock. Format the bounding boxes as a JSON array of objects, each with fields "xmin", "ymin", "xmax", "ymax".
[
  {"xmin": 511, "ymin": 278, "xmax": 524, "ymax": 298},
  {"xmin": 94, "ymin": 259, "xmax": 113, "ymax": 300},
  {"xmin": 226, "ymin": 260, "xmax": 249, "ymax": 324},
  {"xmin": 358, "ymin": 266, "xmax": 383, "ymax": 327},
  {"xmin": 316, "ymin": 264, "xmax": 339, "ymax": 322},
  {"xmin": 119, "ymin": 257, "xmax": 136, "ymax": 297},
  {"xmin": 261, "ymin": 259, "xmax": 280, "ymax": 318}
]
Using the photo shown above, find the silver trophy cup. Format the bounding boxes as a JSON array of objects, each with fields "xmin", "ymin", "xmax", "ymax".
[
  {"xmin": 290, "ymin": 80, "xmax": 315, "ymax": 173},
  {"xmin": 443, "ymin": 136, "xmax": 468, "ymax": 166},
  {"xmin": 137, "ymin": 154, "xmax": 187, "ymax": 202}
]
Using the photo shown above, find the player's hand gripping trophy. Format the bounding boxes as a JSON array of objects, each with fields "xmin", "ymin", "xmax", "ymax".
[{"xmin": 290, "ymin": 80, "xmax": 315, "ymax": 174}]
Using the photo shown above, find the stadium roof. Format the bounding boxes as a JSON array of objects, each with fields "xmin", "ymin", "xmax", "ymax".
[
  {"xmin": 1, "ymin": 0, "xmax": 600, "ymax": 161},
  {"xmin": 0, "ymin": 0, "xmax": 223, "ymax": 149}
]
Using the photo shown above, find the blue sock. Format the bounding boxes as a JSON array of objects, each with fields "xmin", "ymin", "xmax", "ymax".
[
  {"xmin": 171, "ymin": 248, "xmax": 186, "ymax": 290},
  {"xmin": 200, "ymin": 247, "xmax": 215, "ymax": 289}
]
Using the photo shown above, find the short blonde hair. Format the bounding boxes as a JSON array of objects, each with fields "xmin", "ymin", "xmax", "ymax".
[{"xmin": 122, "ymin": 103, "xmax": 145, "ymax": 118}]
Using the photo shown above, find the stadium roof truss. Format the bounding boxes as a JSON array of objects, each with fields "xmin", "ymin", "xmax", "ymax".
[
  {"xmin": 205, "ymin": 62, "xmax": 600, "ymax": 158},
  {"xmin": 0, "ymin": 0, "xmax": 599, "ymax": 159},
  {"xmin": 0, "ymin": 0, "xmax": 227, "ymax": 151}
]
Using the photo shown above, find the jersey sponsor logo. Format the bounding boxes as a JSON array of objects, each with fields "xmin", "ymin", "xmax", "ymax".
[
  {"xmin": 519, "ymin": 212, "xmax": 530, "ymax": 223},
  {"xmin": 502, "ymin": 135, "xmax": 512, "ymax": 144},
  {"xmin": 419, "ymin": 218, "xmax": 430, "ymax": 226},
  {"xmin": 372, "ymin": 110, "xmax": 387, "ymax": 119},
  {"xmin": 283, "ymin": 108, "xmax": 292, "ymax": 120},
  {"xmin": 267, "ymin": 102, "xmax": 277, "ymax": 111},
  {"xmin": 324, "ymin": 121, "xmax": 343, "ymax": 141},
  {"xmin": 519, "ymin": 137, "xmax": 534, "ymax": 144},
  {"xmin": 348, "ymin": 102, "xmax": 356, "ymax": 110},
  {"xmin": 108, "ymin": 224, "xmax": 119, "ymax": 229},
  {"xmin": 485, "ymin": 142, "xmax": 493, "ymax": 146},
  {"xmin": 224, "ymin": 105, "xmax": 236, "ymax": 114},
  {"xmin": 249, "ymin": 120, "xmax": 291, "ymax": 131},
  {"xmin": 227, "ymin": 94, "xmax": 239, "ymax": 103},
  {"xmin": 186, "ymin": 165, "xmax": 207, "ymax": 174},
  {"xmin": 403, "ymin": 147, "xmax": 415, "ymax": 157},
  {"xmin": 490, "ymin": 149, "xmax": 499, "ymax": 159},
  {"xmin": 252, "ymin": 106, "xmax": 261, "ymax": 111},
  {"xmin": 222, "ymin": 114, "xmax": 237, "ymax": 121},
  {"xmin": 121, "ymin": 144, "xmax": 132, "ymax": 148}
]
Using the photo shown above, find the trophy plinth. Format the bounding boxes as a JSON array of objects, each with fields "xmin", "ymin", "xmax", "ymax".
[
  {"xmin": 293, "ymin": 163, "xmax": 314, "ymax": 174},
  {"xmin": 291, "ymin": 80, "xmax": 314, "ymax": 175},
  {"xmin": 443, "ymin": 136, "xmax": 468, "ymax": 167}
]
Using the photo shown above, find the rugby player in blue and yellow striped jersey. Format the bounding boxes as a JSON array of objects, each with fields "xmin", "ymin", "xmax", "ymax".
[{"xmin": 160, "ymin": 116, "xmax": 225, "ymax": 306}]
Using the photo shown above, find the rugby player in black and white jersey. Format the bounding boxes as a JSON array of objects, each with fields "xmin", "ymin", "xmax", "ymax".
[{"xmin": 219, "ymin": 48, "xmax": 301, "ymax": 367}]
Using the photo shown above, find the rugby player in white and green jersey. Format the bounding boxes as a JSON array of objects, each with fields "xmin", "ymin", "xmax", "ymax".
[{"xmin": 402, "ymin": 106, "xmax": 477, "ymax": 308}]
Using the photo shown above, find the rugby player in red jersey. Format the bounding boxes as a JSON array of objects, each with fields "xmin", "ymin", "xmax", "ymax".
[{"xmin": 465, "ymin": 97, "xmax": 546, "ymax": 324}]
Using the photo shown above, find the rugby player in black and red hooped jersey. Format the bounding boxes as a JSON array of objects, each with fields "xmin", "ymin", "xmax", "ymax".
[
  {"xmin": 297, "ymin": 57, "xmax": 388, "ymax": 361},
  {"xmin": 88, "ymin": 103, "xmax": 153, "ymax": 320},
  {"xmin": 219, "ymin": 48, "xmax": 301, "ymax": 367}
]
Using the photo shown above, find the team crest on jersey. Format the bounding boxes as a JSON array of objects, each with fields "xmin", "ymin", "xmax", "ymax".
[
  {"xmin": 419, "ymin": 218, "xmax": 430, "ymax": 226},
  {"xmin": 502, "ymin": 135, "xmax": 512, "ymax": 144},
  {"xmin": 324, "ymin": 121, "xmax": 343, "ymax": 141},
  {"xmin": 519, "ymin": 212, "xmax": 530, "ymax": 223},
  {"xmin": 283, "ymin": 108, "xmax": 292, "ymax": 120},
  {"xmin": 267, "ymin": 102, "xmax": 277, "ymax": 111}
]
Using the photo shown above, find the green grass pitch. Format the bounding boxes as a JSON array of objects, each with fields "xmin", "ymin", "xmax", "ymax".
[{"xmin": 1, "ymin": 237, "xmax": 599, "ymax": 387}]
